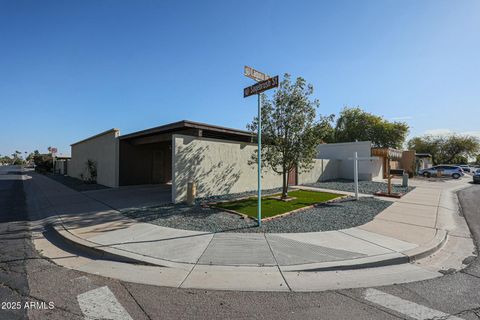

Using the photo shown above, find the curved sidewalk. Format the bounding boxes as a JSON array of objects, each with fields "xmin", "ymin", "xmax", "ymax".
[{"xmin": 25, "ymin": 172, "xmax": 474, "ymax": 290}]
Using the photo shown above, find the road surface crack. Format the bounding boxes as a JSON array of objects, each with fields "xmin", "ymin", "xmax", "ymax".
[{"xmin": 120, "ymin": 282, "xmax": 152, "ymax": 320}]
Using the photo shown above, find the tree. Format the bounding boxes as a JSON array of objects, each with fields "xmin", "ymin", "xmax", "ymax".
[
  {"xmin": 315, "ymin": 114, "xmax": 336, "ymax": 143},
  {"xmin": 247, "ymin": 74, "xmax": 322, "ymax": 199},
  {"xmin": 408, "ymin": 134, "xmax": 480, "ymax": 165},
  {"xmin": 475, "ymin": 154, "xmax": 480, "ymax": 165},
  {"xmin": 33, "ymin": 153, "xmax": 53, "ymax": 172},
  {"xmin": 0, "ymin": 155, "xmax": 13, "ymax": 165},
  {"xmin": 26, "ymin": 150, "xmax": 39, "ymax": 163},
  {"xmin": 11, "ymin": 150, "xmax": 24, "ymax": 165},
  {"xmin": 333, "ymin": 107, "xmax": 409, "ymax": 148}
]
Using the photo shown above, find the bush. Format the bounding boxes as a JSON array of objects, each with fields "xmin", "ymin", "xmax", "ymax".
[
  {"xmin": 33, "ymin": 154, "xmax": 53, "ymax": 173},
  {"xmin": 85, "ymin": 159, "xmax": 97, "ymax": 183}
]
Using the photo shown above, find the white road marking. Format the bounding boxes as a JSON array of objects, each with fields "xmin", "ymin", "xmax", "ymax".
[
  {"xmin": 364, "ymin": 288, "xmax": 464, "ymax": 320},
  {"xmin": 77, "ymin": 286, "xmax": 133, "ymax": 320}
]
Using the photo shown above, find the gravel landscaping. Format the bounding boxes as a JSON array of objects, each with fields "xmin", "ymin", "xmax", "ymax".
[
  {"xmin": 303, "ymin": 179, "xmax": 414, "ymax": 195},
  {"xmin": 122, "ymin": 196, "xmax": 392, "ymax": 233}
]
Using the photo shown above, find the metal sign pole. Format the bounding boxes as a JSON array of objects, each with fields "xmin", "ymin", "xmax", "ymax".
[
  {"xmin": 243, "ymin": 66, "xmax": 278, "ymax": 227},
  {"xmin": 257, "ymin": 93, "xmax": 262, "ymax": 226}
]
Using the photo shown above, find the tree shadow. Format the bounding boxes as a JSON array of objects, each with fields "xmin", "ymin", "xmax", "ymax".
[{"xmin": 174, "ymin": 138, "xmax": 242, "ymax": 202}]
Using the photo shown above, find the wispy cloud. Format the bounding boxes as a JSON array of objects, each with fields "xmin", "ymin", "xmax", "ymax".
[
  {"xmin": 423, "ymin": 129, "xmax": 480, "ymax": 139},
  {"xmin": 462, "ymin": 131, "xmax": 480, "ymax": 139},
  {"xmin": 424, "ymin": 128, "xmax": 453, "ymax": 136}
]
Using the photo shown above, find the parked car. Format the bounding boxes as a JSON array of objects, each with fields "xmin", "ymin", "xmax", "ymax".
[
  {"xmin": 459, "ymin": 165, "xmax": 471, "ymax": 173},
  {"xmin": 418, "ymin": 165, "xmax": 465, "ymax": 179},
  {"xmin": 473, "ymin": 169, "xmax": 480, "ymax": 184}
]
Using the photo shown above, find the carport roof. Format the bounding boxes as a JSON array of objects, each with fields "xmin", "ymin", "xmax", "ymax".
[{"xmin": 119, "ymin": 120, "xmax": 253, "ymax": 142}]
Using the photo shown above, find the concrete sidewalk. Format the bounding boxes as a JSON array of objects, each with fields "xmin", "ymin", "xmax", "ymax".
[{"xmin": 25, "ymin": 172, "xmax": 475, "ymax": 291}]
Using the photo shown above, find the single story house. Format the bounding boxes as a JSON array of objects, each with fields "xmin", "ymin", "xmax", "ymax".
[{"xmin": 68, "ymin": 120, "xmax": 394, "ymax": 203}]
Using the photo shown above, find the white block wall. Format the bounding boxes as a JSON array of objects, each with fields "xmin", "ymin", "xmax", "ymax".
[
  {"xmin": 297, "ymin": 159, "xmax": 340, "ymax": 184},
  {"xmin": 317, "ymin": 141, "xmax": 383, "ymax": 181}
]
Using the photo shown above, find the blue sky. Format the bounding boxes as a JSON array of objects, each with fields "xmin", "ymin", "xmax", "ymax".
[{"xmin": 1, "ymin": 0, "xmax": 479, "ymax": 157}]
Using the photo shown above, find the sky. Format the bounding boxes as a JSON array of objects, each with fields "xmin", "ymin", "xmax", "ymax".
[{"xmin": 1, "ymin": 0, "xmax": 479, "ymax": 157}]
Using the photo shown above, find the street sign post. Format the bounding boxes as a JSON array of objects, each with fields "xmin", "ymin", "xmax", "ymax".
[
  {"xmin": 244, "ymin": 66, "xmax": 270, "ymax": 82},
  {"xmin": 244, "ymin": 67, "xmax": 279, "ymax": 226},
  {"xmin": 244, "ymin": 76, "xmax": 279, "ymax": 97}
]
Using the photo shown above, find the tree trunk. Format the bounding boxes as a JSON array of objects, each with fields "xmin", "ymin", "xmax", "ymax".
[{"xmin": 282, "ymin": 170, "xmax": 288, "ymax": 199}]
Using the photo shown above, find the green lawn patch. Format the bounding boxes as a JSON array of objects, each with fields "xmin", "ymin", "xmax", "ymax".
[{"xmin": 213, "ymin": 189, "xmax": 342, "ymax": 219}]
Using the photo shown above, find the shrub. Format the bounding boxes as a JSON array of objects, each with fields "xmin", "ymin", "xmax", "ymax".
[
  {"xmin": 33, "ymin": 154, "xmax": 53, "ymax": 173},
  {"xmin": 85, "ymin": 159, "xmax": 97, "ymax": 184}
]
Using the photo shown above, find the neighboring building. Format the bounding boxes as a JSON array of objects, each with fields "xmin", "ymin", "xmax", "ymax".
[
  {"xmin": 69, "ymin": 129, "xmax": 120, "ymax": 187},
  {"xmin": 415, "ymin": 153, "xmax": 433, "ymax": 171},
  {"xmin": 53, "ymin": 155, "xmax": 71, "ymax": 175}
]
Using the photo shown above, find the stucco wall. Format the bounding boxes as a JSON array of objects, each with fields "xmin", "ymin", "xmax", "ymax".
[
  {"xmin": 172, "ymin": 134, "xmax": 283, "ymax": 203},
  {"xmin": 69, "ymin": 129, "xmax": 120, "ymax": 187},
  {"xmin": 297, "ymin": 159, "xmax": 340, "ymax": 184},
  {"xmin": 317, "ymin": 141, "xmax": 383, "ymax": 181}
]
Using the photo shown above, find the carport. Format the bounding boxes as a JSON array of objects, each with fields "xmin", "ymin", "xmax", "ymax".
[{"xmin": 118, "ymin": 120, "xmax": 253, "ymax": 188}]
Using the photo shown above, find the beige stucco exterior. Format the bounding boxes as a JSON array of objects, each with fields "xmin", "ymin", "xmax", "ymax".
[
  {"xmin": 69, "ymin": 129, "xmax": 120, "ymax": 187},
  {"xmin": 172, "ymin": 134, "xmax": 284, "ymax": 203}
]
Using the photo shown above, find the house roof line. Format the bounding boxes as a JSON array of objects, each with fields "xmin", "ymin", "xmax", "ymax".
[
  {"xmin": 71, "ymin": 128, "xmax": 120, "ymax": 146},
  {"xmin": 118, "ymin": 120, "xmax": 253, "ymax": 140}
]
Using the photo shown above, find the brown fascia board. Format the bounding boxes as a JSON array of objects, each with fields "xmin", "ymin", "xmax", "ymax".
[
  {"xmin": 119, "ymin": 120, "xmax": 253, "ymax": 140},
  {"xmin": 71, "ymin": 128, "xmax": 120, "ymax": 146},
  {"xmin": 183, "ymin": 120, "xmax": 252, "ymax": 136}
]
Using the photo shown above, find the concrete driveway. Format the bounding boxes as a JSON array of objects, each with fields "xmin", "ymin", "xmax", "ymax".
[{"xmin": 83, "ymin": 184, "xmax": 172, "ymax": 210}]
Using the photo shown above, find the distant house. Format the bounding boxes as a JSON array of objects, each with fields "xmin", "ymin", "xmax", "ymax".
[
  {"xmin": 53, "ymin": 155, "xmax": 71, "ymax": 175},
  {"xmin": 415, "ymin": 153, "xmax": 433, "ymax": 171}
]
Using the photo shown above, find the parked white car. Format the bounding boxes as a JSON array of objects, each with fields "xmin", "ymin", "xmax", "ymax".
[{"xmin": 418, "ymin": 165, "xmax": 465, "ymax": 179}]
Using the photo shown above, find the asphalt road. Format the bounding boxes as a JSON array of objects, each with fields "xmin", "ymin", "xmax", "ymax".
[{"xmin": 0, "ymin": 166, "xmax": 479, "ymax": 319}]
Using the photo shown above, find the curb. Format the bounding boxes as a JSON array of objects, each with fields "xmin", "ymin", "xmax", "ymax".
[
  {"xmin": 281, "ymin": 252, "xmax": 409, "ymax": 272},
  {"xmin": 50, "ymin": 220, "xmax": 449, "ymax": 273},
  {"xmin": 49, "ymin": 220, "xmax": 194, "ymax": 270},
  {"xmin": 404, "ymin": 229, "xmax": 448, "ymax": 262},
  {"xmin": 281, "ymin": 230, "xmax": 448, "ymax": 272},
  {"xmin": 49, "ymin": 222, "xmax": 160, "ymax": 266}
]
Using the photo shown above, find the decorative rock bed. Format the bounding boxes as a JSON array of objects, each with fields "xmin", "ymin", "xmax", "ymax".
[
  {"xmin": 122, "ymin": 196, "xmax": 393, "ymax": 234},
  {"xmin": 303, "ymin": 179, "xmax": 414, "ymax": 195}
]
